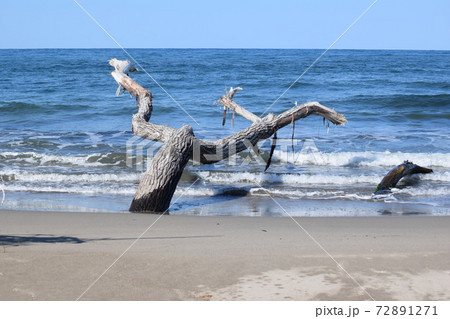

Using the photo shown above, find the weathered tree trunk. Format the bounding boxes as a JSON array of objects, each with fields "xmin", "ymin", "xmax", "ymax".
[
  {"xmin": 130, "ymin": 125, "xmax": 194, "ymax": 212},
  {"xmin": 109, "ymin": 59, "xmax": 347, "ymax": 213},
  {"xmin": 375, "ymin": 160, "xmax": 433, "ymax": 194}
]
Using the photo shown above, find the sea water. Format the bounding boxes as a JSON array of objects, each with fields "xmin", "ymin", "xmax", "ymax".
[{"xmin": 0, "ymin": 49, "xmax": 449, "ymax": 216}]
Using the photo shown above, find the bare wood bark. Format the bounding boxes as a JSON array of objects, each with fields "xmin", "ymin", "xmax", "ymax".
[
  {"xmin": 375, "ymin": 160, "xmax": 433, "ymax": 194},
  {"xmin": 196, "ymin": 88, "xmax": 347, "ymax": 164},
  {"xmin": 217, "ymin": 87, "xmax": 260, "ymax": 123},
  {"xmin": 109, "ymin": 59, "xmax": 176, "ymax": 143},
  {"xmin": 130, "ymin": 125, "xmax": 194, "ymax": 212},
  {"xmin": 217, "ymin": 87, "xmax": 347, "ymax": 126},
  {"xmin": 110, "ymin": 59, "xmax": 188, "ymax": 212},
  {"xmin": 109, "ymin": 59, "xmax": 347, "ymax": 213}
]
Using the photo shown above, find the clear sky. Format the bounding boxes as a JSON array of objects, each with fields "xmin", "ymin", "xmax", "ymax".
[{"xmin": 1, "ymin": 0, "xmax": 449, "ymax": 50}]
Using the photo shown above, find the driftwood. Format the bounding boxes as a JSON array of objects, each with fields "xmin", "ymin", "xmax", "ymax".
[
  {"xmin": 109, "ymin": 59, "xmax": 347, "ymax": 213},
  {"xmin": 375, "ymin": 160, "xmax": 433, "ymax": 194}
]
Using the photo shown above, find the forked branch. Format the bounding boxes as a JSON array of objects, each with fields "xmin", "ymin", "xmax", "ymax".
[
  {"xmin": 109, "ymin": 58, "xmax": 347, "ymax": 213},
  {"xmin": 109, "ymin": 59, "xmax": 347, "ymax": 165},
  {"xmin": 196, "ymin": 87, "xmax": 347, "ymax": 164}
]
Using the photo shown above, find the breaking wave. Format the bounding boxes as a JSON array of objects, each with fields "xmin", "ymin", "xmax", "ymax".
[
  {"xmin": 0, "ymin": 151, "xmax": 127, "ymax": 167},
  {"xmin": 273, "ymin": 150, "xmax": 450, "ymax": 168},
  {"xmin": 197, "ymin": 171, "xmax": 380, "ymax": 185}
]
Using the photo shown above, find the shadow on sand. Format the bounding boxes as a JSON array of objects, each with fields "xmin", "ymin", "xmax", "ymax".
[
  {"xmin": 0, "ymin": 234, "xmax": 223, "ymax": 247},
  {"xmin": 0, "ymin": 235, "xmax": 85, "ymax": 246}
]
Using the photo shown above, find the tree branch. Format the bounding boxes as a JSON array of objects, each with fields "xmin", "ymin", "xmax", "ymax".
[
  {"xmin": 108, "ymin": 59, "xmax": 348, "ymax": 212},
  {"xmin": 109, "ymin": 59, "xmax": 176, "ymax": 143},
  {"xmin": 197, "ymin": 88, "xmax": 347, "ymax": 164},
  {"xmin": 216, "ymin": 87, "xmax": 260, "ymax": 123},
  {"xmin": 109, "ymin": 59, "xmax": 347, "ymax": 165},
  {"xmin": 276, "ymin": 101, "xmax": 347, "ymax": 127}
]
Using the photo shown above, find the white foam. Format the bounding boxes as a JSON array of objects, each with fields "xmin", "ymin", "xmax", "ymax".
[
  {"xmin": 197, "ymin": 171, "xmax": 380, "ymax": 185},
  {"xmin": 5, "ymin": 169, "xmax": 444, "ymax": 188},
  {"xmin": 422, "ymin": 171, "xmax": 450, "ymax": 182},
  {"xmin": 392, "ymin": 186, "xmax": 450, "ymax": 197},
  {"xmin": 28, "ymin": 135, "xmax": 60, "ymax": 140},
  {"xmin": 3, "ymin": 183, "xmax": 217, "ymax": 197},
  {"xmin": 0, "ymin": 151, "xmax": 120, "ymax": 167},
  {"xmin": 249, "ymin": 187, "xmax": 345, "ymax": 199},
  {"xmin": 1, "ymin": 170, "xmax": 141, "ymax": 183},
  {"xmin": 174, "ymin": 188, "xmax": 217, "ymax": 196},
  {"xmin": 4, "ymin": 150, "xmax": 448, "ymax": 169},
  {"xmin": 3, "ymin": 184, "xmax": 136, "ymax": 195},
  {"xmin": 273, "ymin": 150, "xmax": 450, "ymax": 168}
]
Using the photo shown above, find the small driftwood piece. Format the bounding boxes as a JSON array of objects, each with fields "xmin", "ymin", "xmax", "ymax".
[{"xmin": 375, "ymin": 160, "xmax": 433, "ymax": 194}]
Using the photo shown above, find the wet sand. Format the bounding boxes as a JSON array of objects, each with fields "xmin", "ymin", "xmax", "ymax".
[{"xmin": 0, "ymin": 210, "xmax": 449, "ymax": 300}]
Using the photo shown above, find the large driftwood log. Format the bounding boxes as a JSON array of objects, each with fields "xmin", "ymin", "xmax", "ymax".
[
  {"xmin": 375, "ymin": 160, "xmax": 433, "ymax": 194},
  {"xmin": 109, "ymin": 59, "xmax": 347, "ymax": 213}
]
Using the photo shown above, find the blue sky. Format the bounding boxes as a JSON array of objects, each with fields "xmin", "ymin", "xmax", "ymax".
[{"xmin": 1, "ymin": 0, "xmax": 449, "ymax": 49}]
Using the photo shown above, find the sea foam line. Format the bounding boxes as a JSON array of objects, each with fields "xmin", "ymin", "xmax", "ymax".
[
  {"xmin": 2, "ymin": 184, "xmax": 217, "ymax": 197},
  {"xmin": 0, "ymin": 151, "xmax": 124, "ymax": 167},
  {"xmin": 273, "ymin": 150, "xmax": 450, "ymax": 168},
  {"xmin": 198, "ymin": 171, "xmax": 382, "ymax": 185},
  {"xmin": 4, "ymin": 169, "xmax": 448, "ymax": 186},
  {"xmin": 2, "ymin": 150, "xmax": 449, "ymax": 168},
  {"xmin": 1, "ymin": 170, "xmax": 142, "ymax": 183}
]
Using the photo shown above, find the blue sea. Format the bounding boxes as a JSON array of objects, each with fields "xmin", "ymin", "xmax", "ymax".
[{"xmin": 0, "ymin": 49, "xmax": 449, "ymax": 216}]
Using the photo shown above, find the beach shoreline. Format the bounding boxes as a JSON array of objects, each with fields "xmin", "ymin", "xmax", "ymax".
[{"xmin": 0, "ymin": 210, "xmax": 449, "ymax": 301}]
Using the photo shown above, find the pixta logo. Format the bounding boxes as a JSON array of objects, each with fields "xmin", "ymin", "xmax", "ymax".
[{"xmin": 126, "ymin": 135, "xmax": 325, "ymax": 169}]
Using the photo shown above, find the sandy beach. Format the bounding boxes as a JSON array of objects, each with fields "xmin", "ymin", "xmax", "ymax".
[{"xmin": 0, "ymin": 210, "xmax": 449, "ymax": 301}]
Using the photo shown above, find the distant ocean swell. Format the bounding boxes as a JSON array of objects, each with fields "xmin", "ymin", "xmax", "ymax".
[
  {"xmin": 2, "ymin": 93, "xmax": 449, "ymax": 114},
  {"xmin": 346, "ymin": 93, "xmax": 450, "ymax": 108}
]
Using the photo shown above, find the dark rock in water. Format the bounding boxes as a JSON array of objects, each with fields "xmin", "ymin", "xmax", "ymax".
[
  {"xmin": 181, "ymin": 170, "xmax": 201, "ymax": 182},
  {"xmin": 379, "ymin": 210, "xmax": 426, "ymax": 216},
  {"xmin": 222, "ymin": 188, "xmax": 250, "ymax": 197}
]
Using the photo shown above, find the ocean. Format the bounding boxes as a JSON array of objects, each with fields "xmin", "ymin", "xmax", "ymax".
[{"xmin": 0, "ymin": 49, "xmax": 449, "ymax": 216}]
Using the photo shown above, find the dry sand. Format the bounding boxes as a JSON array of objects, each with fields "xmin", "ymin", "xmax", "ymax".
[{"xmin": 0, "ymin": 210, "xmax": 449, "ymax": 301}]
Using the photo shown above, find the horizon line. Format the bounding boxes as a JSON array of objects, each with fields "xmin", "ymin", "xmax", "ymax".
[{"xmin": 0, "ymin": 47, "xmax": 449, "ymax": 51}]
